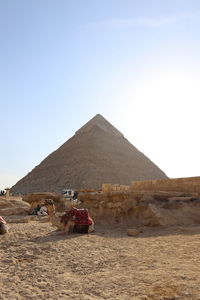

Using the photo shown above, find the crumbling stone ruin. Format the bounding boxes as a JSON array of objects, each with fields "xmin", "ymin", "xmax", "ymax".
[
  {"xmin": 78, "ymin": 176, "xmax": 200, "ymax": 227},
  {"xmin": 3, "ymin": 176, "xmax": 200, "ymax": 227}
]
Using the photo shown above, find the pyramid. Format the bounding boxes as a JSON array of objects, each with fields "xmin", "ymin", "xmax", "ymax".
[{"xmin": 11, "ymin": 114, "xmax": 168, "ymax": 194}]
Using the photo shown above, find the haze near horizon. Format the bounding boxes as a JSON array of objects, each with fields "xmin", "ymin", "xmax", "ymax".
[{"xmin": 0, "ymin": 0, "xmax": 200, "ymax": 188}]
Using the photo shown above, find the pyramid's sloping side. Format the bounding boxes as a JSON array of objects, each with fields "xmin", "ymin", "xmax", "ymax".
[{"xmin": 11, "ymin": 125, "xmax": 168, "ymax": 194}]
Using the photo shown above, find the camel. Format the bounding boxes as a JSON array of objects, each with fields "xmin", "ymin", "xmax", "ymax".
[
  {"xmin": 48, "ymin": 210, "xmax": 75, "ymax": 234},
  {"xmin": 48, "ymin": 203, "xmax": 94, "ymax": 234},
  {"xmin": 47, "ymin": 203, "xmax": 67, "ymax": 232}
]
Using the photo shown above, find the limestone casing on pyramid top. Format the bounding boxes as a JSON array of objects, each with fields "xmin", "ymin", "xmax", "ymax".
[{"xmin": 75, "ymin": 114, "xmax": 124, "ymax": 138}]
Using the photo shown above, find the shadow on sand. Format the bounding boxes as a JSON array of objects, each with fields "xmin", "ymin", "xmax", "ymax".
[{"xmin": 26, "ymin": 223, "xmax": 200, "ymax": 244}]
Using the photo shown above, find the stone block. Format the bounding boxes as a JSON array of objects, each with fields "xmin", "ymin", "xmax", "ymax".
[{"xmin": 127, "ymin": 228, "xmax": 141, "ymax": 236}]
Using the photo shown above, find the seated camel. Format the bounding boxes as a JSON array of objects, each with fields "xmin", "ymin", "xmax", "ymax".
[
  {"xmin": 49, "ymin": 211, "xmax": 75, "ymax": 234},
  {"xmin": 49, "ymin": 207, "xmax": 94, "ymax": 234}
]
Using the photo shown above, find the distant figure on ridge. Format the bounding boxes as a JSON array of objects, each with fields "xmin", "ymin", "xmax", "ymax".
[
  {"xmin": 73, "ymin": 191, "xmax": 78, "ymax": 200},
  {"xmin": 0, "ymin": 190, "xmax": 5, "ymax": 196}
]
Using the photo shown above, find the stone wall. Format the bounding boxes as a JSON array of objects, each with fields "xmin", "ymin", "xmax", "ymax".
[
  {"xmin": 102, "ymin": 184, "xmax": 130, "ymax": 192},
  {"xmin": 130, "ymin": 177, "xmax": 200, "ymax": 195},
  {"xmin": 101, "ymin": 177, "xmax": 200, "ymax": 195}
]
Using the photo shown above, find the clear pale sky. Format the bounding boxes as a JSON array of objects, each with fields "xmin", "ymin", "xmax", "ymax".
[{"xmin": 1, "ymin": 0, "xmax": 200, "ymax": 188}]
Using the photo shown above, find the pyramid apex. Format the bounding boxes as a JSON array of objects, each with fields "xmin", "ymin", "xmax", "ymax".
[
  {"xmin": 93, "ymin": 113, "xmax": 104, "ymax": 119},
  {"xmin": 75, "ymin": 114, "xmax": 124, "ymax": 137}
]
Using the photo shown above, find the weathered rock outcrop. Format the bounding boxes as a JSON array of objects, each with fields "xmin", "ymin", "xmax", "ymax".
[{"xmin": 0, "ymin": 197, "xmax": 31, "ymax": 216}]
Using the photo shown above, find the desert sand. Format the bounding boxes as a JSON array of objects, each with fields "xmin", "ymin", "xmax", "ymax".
[{"xmin": 1, "ymin": 220, "xmax": 200, "ymax": 300}]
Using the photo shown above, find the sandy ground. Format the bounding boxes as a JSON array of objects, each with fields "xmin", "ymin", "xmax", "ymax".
[{"xmin": 0, "ymin": 220, "xmax": 200, "ymax": 300}]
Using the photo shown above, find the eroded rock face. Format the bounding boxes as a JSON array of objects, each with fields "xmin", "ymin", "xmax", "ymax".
[
  {"xmin": 78, "ymin": 191, "xmax": 200, "ymax": 227},
  {"xmin": 0, "ymin": 198, "xmax": 31, "ymax": 216}
]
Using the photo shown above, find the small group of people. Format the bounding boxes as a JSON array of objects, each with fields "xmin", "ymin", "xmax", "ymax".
[
  {"xmin": 0, "ymin": 190, "xmax": 5, "ymax": 196},
  {"xmin": 30, "ymin": 199, "xmax": 54, "ymax": 216},
  {"xmin": 30, "ymin": 204, "xmax": 48, "ymax": 216},
  {"xmin": 0, "ymin": 216, "xmax": 8, "ymax": 235}
]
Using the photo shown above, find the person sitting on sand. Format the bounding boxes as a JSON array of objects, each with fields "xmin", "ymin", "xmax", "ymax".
[
  {"xmin": 0, "ymin": 216, "xmax": 8, "ymax": 234},
  {"xmin": 37, "ymin": 205, "xmax": 48, "ymax": 216},
  {"xmin": 30, "ymin": 204, "xmax": 41, "ymax": 215}
]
